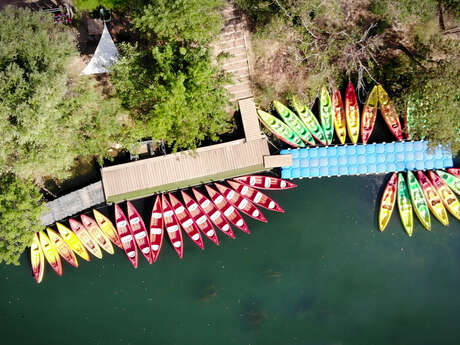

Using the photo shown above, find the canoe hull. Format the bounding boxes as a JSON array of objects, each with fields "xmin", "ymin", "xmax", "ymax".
[
  {"xmin": 361, "ymin": 85, "xmax": 378, "ymax": 144},
  {"xmin": 69, "ymin": 218, "xmax": 103, "ymax": 259},
  {"xmin": 228, "ymin": 180, "xmax": 284, "ymax": 212},
  {"xmin": 30, "ymin": 233, "xmax": 45, "ymax": 283},
  {"xmin": 345, "ymin": 82, "xmax": 360, "ymax": 144},
  {"xmin": 436, "ymin": 170, "xmax": 460, "ymax": 195},
  {"xmin": 93, "ymin": 209, "xmax": 123, "ymax": 249},
  {"xmin": 39, "ymin": 231, "xmax": 63, "ymax": 276},
  {"xmin": 377, "ymin": 85, "xmax": 403, "ymax": 141},
  {"xmin": 47, "ymin": 228, "xmax": 78, "ymax": 267},
  {"xmin": 81, "ymin": 214, "xmax": 114, "ymax": 254},
  {"xmin": 417, "ymin": 171, "xmax": 449, "ymax": 226},
  {"xmin": 407, "ymin": 171, "xmax": 431, "ymax": 230},
  {"xmin": 114, "ymin": 204, "xmax": 138, "ymax": 268},
  {"xmin": 319, "ymin": 87, "xmax": 334, "ymax": 145},
  {"xmin": 257, "ymin": 109, "xmax": 305, "ymax": 148},
  {"xmin": 429, "ymin": 171, "xmax": 460, "ymax": 220},
  {"xmin": 161, "ymin": 195, "xmax": 184, "ymax": 258},
  {"xmin": 149, "ymin": 195, "xmax": 164, "ymax": 262},
  {"xmin": 56, "ymin": 222, "xmax": 90, "ymax": 261},
  {"xmin": 127, "ymin": 201, "xmax": 153, "ymax": 264},
  {"xmin": 331, "ymin": 90, "xmax": 347, "ymax": 144},
  {"xmin": 291, "ymin": 97, "xmax": 327, "ymax": 145},
  {"xmin": 397, "ymin": 173, "xmax": 414, "ymax": 236},
  {"xmin": 234, "ymin": 175, "xmax": 296, "ymax": 190},
  {"xmin": 378, "ymin": 173, "xmax": 397, "ymax": 231},
  {"xmin": 274, "ymin": 100, "xmax": 315, "ymax": 145}
]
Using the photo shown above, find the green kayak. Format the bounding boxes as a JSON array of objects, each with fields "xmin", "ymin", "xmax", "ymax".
[
  {"xmin": 407, "ymin": 171, "xmax": 431, "ymax": 230},
  {"xmin": 397, "ymin": 173, "xmax": 414, "ymax": 236},
  {"xmin": 273, "ymin": 101, "xmax": 315, "ymax": 146},
  {"xmin": 257, "ymin": 109, "xmax": 305, "ymax": 148},
  {"xmin": 436, "ymin": 170, "xmax": 460, "ymax": 195},
  {"xmin": 291, "ymin": 97, "xmax": 327, "ymax": 145},
  {"xmin": 319, "ymin": 87, "xmax": 334, "ymax": 145}
]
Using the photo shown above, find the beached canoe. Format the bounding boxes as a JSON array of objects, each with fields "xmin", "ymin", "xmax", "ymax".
[
  {"xmin": 273, "ymin": 100, "xmax": 315, "ymax": 145},
  {"xmin": 39, "ymin": 231, "xmax": 62, "ymax": 276},
  {"xmin": 228, "ymin": 180, "xmax": 284, "ymax": 212},
  {"xmin": 447, "ymin": 168, "xmax": 460, "ymax": 178},
  {"xmin": 81, "ymin": 214, "xmax": 114, "ymax": 254},
  {"xmin": 192, "ymin": 188, "xmax": 235, "ymax": 239},
  {"xmin": 127, "ymin": 201, "xmax": 153, "ymax": 264},
  {"xmin": 69, "ymin": 218, "xmax": 103, "ymax": 259},
  {"xmin": 417, "ymin": 171, "xmax": 449, "ymax": 226},
  {"xmin": 215, "ymin": 183, "xmax": 267, "ymax": 223},
  {"xmin": 47, "ymin": 228, "xmax": 78, "ymax": 267},
  {"xmin": 205, "ymin": 185, "xmax": 250, "ymax": 234},
  {"xmin": 377, "ymin": 85, "xmax": 403, "ymax": 141},
  {"xmin": 56, "ymin": 222, "xmax": 90, "ymax": 261},
  {"xmin": 114, "ymin": 204, "xmax": 138, "ymax": 268},
  {"xmin": 234, "ymin": 175, "xmax": 297, "ymax": 190},
  {"xmin": 291, "ymin": 96, "xmax": 327, "ymax": 145},
  {"xmin": 397, "ymin": 173, "xmax": 414, "ymax": 236},
  {"xmin": 161, "ymin": 195, "xmax": 184, "ymax": 258},
  {"xmin": 429, "ymin": 171, "xmax": 460, "ymax": 220},
  {"xmin": 149, "ymin": 195, "xmax": 164, "ymax": 262},
  {"xmin": 345, "ymin": 81, "xmax": 360, "ymax": 144},
  {"xmin": 257, "ymin": 109, "xmax": 306, "ymax": 148},
  {"xmin": 407, "ymin": 171, "xmax": 431, "ymax": 230},
  {"xmin": 319, "ymin": 87, "xmax": 334, "ymax": 145},
  {"xmin": 361, "ymin": 85, "xmax": 379, "ymax": 144},
  {"xmin": 378, "ymin": 173, "xmax": 398, "ymax": 231},
  {"xmin": 182, "ymin": 191, "xmax": 219, "ymax": 245},
  {"xmin": 93, "ymin": 209, "xmax": 123, "ymax": 249},
  {"xmin": 30, "ymin": 233, "xmax": 44, "ymax": 283},
  {"xmin": 436, "ymin": 170, "xmax": 460, "ymax": 195},
  {"xmin": 331, "ymin": 89, "xmax": 347, "ymax": 144},
  {"xmin": 169, "ymin": 193, "xmax": 204, "ymax": 249}
]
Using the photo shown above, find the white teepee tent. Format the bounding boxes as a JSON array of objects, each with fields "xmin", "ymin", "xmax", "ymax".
[{"xmin": 80, "ymin": 23, "xmax": 118, "ymax": 75}]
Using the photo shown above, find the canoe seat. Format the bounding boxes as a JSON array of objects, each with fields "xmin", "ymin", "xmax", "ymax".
[
  {"xmin": 227, "ymin": 190, "xmax": 235, "ymax": 199},
  {"xmin": 151, "ymin": 244, "xmax": 159, "ymax": 251},
  {"xmin": 264, "ymin": 178, "xmax": 272, "ymax": 188},
  {"xmin": 173, "ymin": 241, "xmax": 181, "ymax": 248},
  {"xmin": 121, "ymin": 234, "xmax": 133, "ymax": 243},
  {"xmin": 210, "ymin": 210, "xmax": 221, "ymax": 220},
  {"xmin": 254, "ymin": 192, "xmax": 263, "ymax": 203},
  {"xmin": 117, "ymin": 220, "xmax": 127, "ymax": 227},
  {"xmin": 238, "ymin": 199, "xmax": 248, "ymax": 209},
  {"xmin": 224, "ymin": 206, "xmax": 235, "ymax": 217},
  {"xmin": 191, "ymin": 233, "xmax": 200, "ymax": 241},
  {"xmin": 206, "ymin": 230, "xmax": 215, "ymax": 237},
  {"xmin": 196, "ymin": 215, "xmax": 207, "ymax": 225},
  {"xmin": 236, "ymin": 219, "xmax": 244, "ymax": 227},
  {"xmin": 134, "ymin": 232, "xmax": 146, "ymax": 240},
  {"xmin": 130, "ymin": 217, "xmax": 140, "ymax": 225},
  {"xmin": 167, "ymin": 225, "xmax": 179, "ymax": 233},
  {"xmin": 152, "ymin": 212, "xmax": 162, "ymax": 219},
  {"xmin": 127, "ymin": 251, "xmax": 136, "ymax": 258},
  {"xmin": 215, "ymin": 195, "xmax": 224, "ymax": 204},
  {"xmin": 249, "ymin": 176, "xmax": 256, "ymax": 185},
  {"xmin": 141, "ymin": 247, "xmax": 150, "ymax": 254},
  {"xmin": 222, "ymin": 224, "xmax": 230, "ymax": 231},
  {"xmin": 268, "ymin": 201, "xmax": 275, "ymax": 209},
  {"xmin": 252, "ymin": 209, "xmax": 260, "ymax": 217},
  {"xmin": 241, "ymin": 186, "xmax": 249, "ymax": 195},
  {"xmin": 201, "ymin": 200, "xmax": 210, "ymax": 208},
  {"xmin": 150, "ymin": 227, "xmax": 162, "ymax": 235},
  {"xmin": 175, "ymin": 206, "xmax": 185, "ymax": 214},
  {"xmin": 182, "ymin": 219, "xmax": 193, "ymax": 228},
  {"xmin": 188, "ymin": 203, "xmax": 198, "ymax": 211},
  {"xmin": 164, "ymin": 210, "xmax": 173, "ymax": 217}
]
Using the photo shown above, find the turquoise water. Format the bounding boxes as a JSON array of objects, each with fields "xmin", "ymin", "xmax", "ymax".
[{"xmin": 1, "ymin": 175, "xmax": 460, "ymax": 345}]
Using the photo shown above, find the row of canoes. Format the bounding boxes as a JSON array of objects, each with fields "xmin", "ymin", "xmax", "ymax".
[
  {"xmin": 257, "ymin": 83, "xmax": 404, "ymax": 148},
  {"xmin": 379, "ymin": 169, "xmax": 460, "ymax": 236},
  {"xmin": 30, "ymin": 175, "xmax": 296, "ymax": 283}
]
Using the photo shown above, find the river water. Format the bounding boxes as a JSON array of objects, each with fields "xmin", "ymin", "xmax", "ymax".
[{"xmin": 1, "ymin": 174, "xmax": 460, "ymax": 345}]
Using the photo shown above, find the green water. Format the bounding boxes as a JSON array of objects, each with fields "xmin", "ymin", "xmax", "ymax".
[{"xmin": 1, "ymin": 176, "xmax": 460, "ymax": 345}]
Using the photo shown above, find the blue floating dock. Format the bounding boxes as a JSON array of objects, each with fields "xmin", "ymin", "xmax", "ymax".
[{"xmin": 280, "ymin": 141, "xmax": 453, "ymax": 179}]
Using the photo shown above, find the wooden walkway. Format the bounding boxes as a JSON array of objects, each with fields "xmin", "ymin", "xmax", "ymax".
[{"xmin": 212, "ymin": 1, "xmax": 253, "ymax": 102}]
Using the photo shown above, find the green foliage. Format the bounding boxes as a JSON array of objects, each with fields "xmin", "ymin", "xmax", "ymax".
[
  {"xmin": 134, "ymin": 0, "xmax": 224, "ymax": 44},
  {"xmin": 0, "ymin": 174, "xmax": 46, "ymax": 265},
  {"xmin": 111, "ymin": 42, "xmax": 232, "ymax": 149},
  {"xmin": 0, "ymin": 7, "xmax": 129, "ymax": 181},
  {"xmin": 406, "ymin": 63, "xmax": 460, "ymax": 154},
  {"xmin": 73, "ymin": 0, "xmax": 133, "ymax": 10}
]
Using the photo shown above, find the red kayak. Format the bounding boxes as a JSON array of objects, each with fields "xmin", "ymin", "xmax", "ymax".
[
  {"xmin": 234, "ymin": 175, "xmax": 296, "ymax": 190},
  {"xmin": 127, "ymin": 201, "xmax": 153, "ymax": 264},
  {"xmin": 227, "ymin": 180, "xmax": 284, "ymax": 212},
  {"xmin": 448, "ymin": 168, "xmax": 460, "ymax": 178},
  {"xmin": 169, "ymin": 193, "xmax": 204, "ymax": 249},
  {"xmin": 205, "ymin": 185, "xmax": 250, "ymax": 234},
  {"xmin": 114, "ymin": 204, "xmax": 138, "ymax": 268},
  {"xmin": 215, "ymin": 183, "xmax": 267, "ymax": 222},
  {"xmin": 149, "ymin": 195, "xmax": 164, "ymax": 262},
  {"xmin": 181, "ymin": 191, "xmax": 219, "ymax": 245},
  {"xmin": 161, "ymin": 195, "xmax": 183, "ymax": 258},
  {"xmin": 192, "ymin": 188, "xmax": 235, "ymax": 239}
]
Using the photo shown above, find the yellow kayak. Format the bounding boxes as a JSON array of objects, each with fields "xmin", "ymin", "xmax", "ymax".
[
  {"xmin": 332, "ymin": 89, "xmax": 347, "ymax": 144},
  {"xmin": 93, "ymin": 209, "xmax": 123, "ymax": 249},
  {"xmin": 429, "ymin": 171, "xmax": 460, "ymax": 221},
  {"xmin": 47, "ymin": 228, "xmax": 79, "ymax": 267},
  {"xmin": 417, "ymin": 171, "xmax": 449, "ymax": 226},
  {"xmin": 39, "ymin": 231, "xmax": 63, "ymax": 276},
  {"xmin": 397, "ymin": 173, "xmax": 413, "ymax": 236},
  {"xmin": 378, "ymin": 173, "xmax": 398, "ymax": 231},
  {"xmin": 30, "ymin": 233, "xmax": 45, "ymax": 283},
  {"xmin": 56, "ymin": 222, "xmax": 91, "ymax": 261}
]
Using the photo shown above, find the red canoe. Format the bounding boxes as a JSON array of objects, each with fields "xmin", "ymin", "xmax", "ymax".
[
  {"xmin": 149, "ymin": 195, "xmax": 164, "ymax": 262},
  {"xmin": 161, "ymin": 195, "xmax": 183, "ymax": 258},
  {"xmin": 127, "ymin": 201, "xmax": 153, "ymax": 264},
  {"xmin": 234, "ymin": 175, "xmax": 296, "ymax": 190},
  {"xmin": 181, "ymin": 191, "xmax": 219, "ymax": 245},
  {"xmin": 114, "ymin": 204, "xmax": 138, "ymax": 268},
  {"xmin": 169, "ymin": 193, "xmax": 204, "ymax": 249},
  {"xmin": 192, "ymin": 188, "xmax": 235, "ymax": 239},
  {"xmin": 448, "ymin": 168, "xmax": 460, "ymax": 178},
  {"xmin": 227, "ymin": 180, "xmax": 284, "ymax": 212},
  {"xmin": 215, "ymin": 183, "xmax": 267, "ymax": 223},
  {"xmin": 205, "ymin": 185, "xmax": 250, "ymax": 234}
]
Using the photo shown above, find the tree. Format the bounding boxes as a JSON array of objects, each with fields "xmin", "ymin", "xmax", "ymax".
[{"xmin": 0, "ymin": 174, "xmax": 47, "ymax": 265}]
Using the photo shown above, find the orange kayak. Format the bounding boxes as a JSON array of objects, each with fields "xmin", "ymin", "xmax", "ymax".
[
  {"xmin": 378, "ymin": 173, "xmax": 398, "ymax": 231},
  {"xmin": 47, "ymin": 228, "xmax": 78, "ymax": 267},
  {"xmin": 81, "ymin": 214, "xmax": 114, "ymax": 254},
  {"xmin": 69, "ymin": 218, "xmax": 103, "ymax": 259},
  {"xmin": 377, "ymin": 85, "xmax": 403, "ymax": 141},
  {"xmin": 39, "ymin": 231, "xmax": 62, "ymax": 276},
  {"xmin": 332, "ymin": 89, "xmax": 347, "ymax": 144},
  {"xmin": 30, "ymin": 233, "xmax": 45, "ymax": 283}
]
